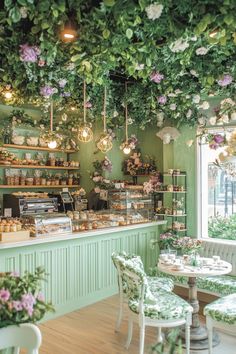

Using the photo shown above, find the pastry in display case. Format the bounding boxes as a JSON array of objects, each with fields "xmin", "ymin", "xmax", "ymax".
[
  {"xmin": 108, "ymin": 187, "xmax": 154, "ymax": 224},
  {"xmin": 21, "ymin": 213, "xmax": 72, "ymax": 237}
]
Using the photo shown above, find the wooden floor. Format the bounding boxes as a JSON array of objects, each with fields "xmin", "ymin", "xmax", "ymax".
[
  {"xmin": 37, "ymin": 295, "xmax": 235, "ymax": 354},
  {"xmin": 38, "ymin": 295, "xmax": 160, "ymax": 354}
]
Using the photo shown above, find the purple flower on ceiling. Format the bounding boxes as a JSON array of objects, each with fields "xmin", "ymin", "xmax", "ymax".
[
  {"xmin": 40, "ymin": 85, "xmax": 55, "ymax": 97},
  {"xmin": 150, "ymin": 71, "xmax": 164, "ymax": 83},
  {"xmin": 58, "ymin": 79, "xmax": 67, "ymax": 88},
  {"xmin": 0, "ymin": 289, "xmax": 10, "ymax": 302},
  {"xmin": 213, "ymin": 134, "xmax": 224, "ymax": 144},
  {"xmin": 19, "ymin": 44, "xmax": 40, "ymax": 63},
  {"xmin": 217, "ymin": 74, "xmax": 233, "ymax": 87},
  {"xmin": 60, "ymin": 92, "xmax": 71, "ymax": 97},
  {"xmin": 157, "ymin": 95, "xmax": 167, "ymax": 105}
]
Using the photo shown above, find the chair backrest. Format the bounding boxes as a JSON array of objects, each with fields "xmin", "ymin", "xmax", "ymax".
[
  {"xmin": 0, "ymin": 323, "xmax": 42, "ymax": 354},
  {"xmin": 122, "ymin": 267, "xmax": 146, "ymax": 315}
]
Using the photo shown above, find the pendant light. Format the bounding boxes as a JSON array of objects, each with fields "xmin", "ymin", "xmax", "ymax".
[
  {"xmin": 122, "ymin": 82, "xmax": 131, "ymax": 155},
  {"xmin": 60, "ymin": 18, "xmax": 77, "ymax": 42},
  {"xmin": 77, "ymin": 81, "xmax": 93, "ymax": 143},
  {"xmin": 97, "ymin": 87, "xmax": 113, "ymax": 153},
  {"xmin": 48, "ymin": 101, "xmax": 58, "ymax": 149}
]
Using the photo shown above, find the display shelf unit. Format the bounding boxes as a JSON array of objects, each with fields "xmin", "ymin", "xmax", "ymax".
[
  {"xmin": 154, "ymin": 171, "xmax": 187, "ymax": 235},
  {"xmin": 0, "ymin": 185, "xmax": 79, "ymax": 188},
  {"xmin": 0, "ymin": 164, "xmax": 79, "ymax": 170},
  {"xmin": 3, "ymin": 144, "xmax": 76, "ymax": 153}
]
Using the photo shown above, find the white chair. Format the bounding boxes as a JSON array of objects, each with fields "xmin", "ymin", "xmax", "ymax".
[
  {"xmin": 119, "ymin": 261, "xmax": 192, "ymax": 354},
  {"xmin": 0, "ymin": 323, "xmax": 42, "ymax": 354},
  {"xmin": 111, "ymin": 252, "xmax": 174, "ymax": 332},
  {"xmin": 204, "ymin": 293, "xmax": 236, "ymax": 354}
]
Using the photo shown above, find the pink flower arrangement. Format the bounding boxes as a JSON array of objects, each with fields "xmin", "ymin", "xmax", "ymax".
[
  {"xmin": 157, "ymin": 95, "xmax": 167, "ymax": 105},
  {"xmin": 217, "ymin": 74, "xmax": 233, "ymax": 87},
  {"xmin": 150, "ymin": 71, "xmax": 164, "ymax": 83},
  {"xmin": 19, "ymin": 44, "xmax": 40, "ymax": 63}
]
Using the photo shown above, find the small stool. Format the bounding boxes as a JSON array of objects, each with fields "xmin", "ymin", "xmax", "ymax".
[{"xmin": 204, "ymin": 293, "xmax": 236, "ymax": 354}]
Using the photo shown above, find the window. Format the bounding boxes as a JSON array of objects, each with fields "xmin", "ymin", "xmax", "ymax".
[{"xmin": 199, "ymin": 128, "xmax": 236, "ymax": 241}]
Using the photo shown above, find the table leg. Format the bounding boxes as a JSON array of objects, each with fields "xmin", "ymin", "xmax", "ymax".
[{"xmin": 181, "ymin": 276, "xmax": 220, "ymax": 350}]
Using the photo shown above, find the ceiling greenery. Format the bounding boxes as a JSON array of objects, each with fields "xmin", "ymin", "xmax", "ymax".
[{"xmin": 0, "ymin": 0, "xmax": 236, "ymax": 129}]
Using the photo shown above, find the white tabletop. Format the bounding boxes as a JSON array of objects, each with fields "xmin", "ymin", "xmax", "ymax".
[{"xmin": 158, "ymin": 257, "xmax": 232, "ymax": 277}]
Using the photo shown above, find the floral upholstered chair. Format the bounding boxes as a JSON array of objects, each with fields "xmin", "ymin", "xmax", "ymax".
[
  {"xmin": 204, "ymin": 293, "xmax": 236, "ymax": 354},
  {"xmin": 117, "ymin": 256, "xmax": 193, "ymax": 354},
  {"xmin": 111, "ymin": 252, "xmax": 174, "ymax": 332}
]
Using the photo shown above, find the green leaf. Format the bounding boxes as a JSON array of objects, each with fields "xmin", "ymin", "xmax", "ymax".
[
  {"xmin": 138, "ymin": 0, "xmax": 147, "ymax": 11},
  {"xmin": 146, "ymin": 57, "xmax": 151, "ymax": 67},
  {"xmin": 4, "ymin": 0, "xmax": 12, "ymax": 8},
  {"xmin": 126, "ymin": 28, "xmax": 133, "ymax": 39},
  {"xmin": 82, "ymin": 60, "xmax": 92, "ymax": 72},
  {"xmin": 71, "ymin": 54, "xmax": 81, "ymax": 62},
  {"xmin": 17, "ymin": 0, "xmax": 27, "ymax": 5},
  {"xmin": 103, "ymin": 0, "xmax": 115, "ymax": 6},
  {"xmin": 9, "ymin": 7, "xmax": 21, "ymax": 23},
  {"xmin": 52, "ymin": 9, "xmax": 58, "ymax": 17},
  {"xmin": 224, "ymin": 14, "xmax": 234, "ymax": 25},
  {"xmin": 102, "ymin": 29, "xmax": 110, "ymax": 39},
  {"xmin": 41, "ymin": 21, "xmax": 50, "ymax": 29}
]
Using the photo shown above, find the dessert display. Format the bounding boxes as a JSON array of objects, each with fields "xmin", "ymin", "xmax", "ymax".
[
  {"xmin": 0, "ymin": 218, "xmax": 22, "ymax": 232},
  {"xmin": 12, "ymin": 192, "xmax": 49, "ymax": 198}
]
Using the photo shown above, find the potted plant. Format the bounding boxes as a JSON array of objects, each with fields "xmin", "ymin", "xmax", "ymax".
[{"xmin": 0, "ymin": 267, "xmax": 54, "ymax": 353}]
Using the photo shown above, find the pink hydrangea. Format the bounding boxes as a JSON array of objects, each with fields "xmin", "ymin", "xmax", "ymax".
[
  {"xmin": 157, "ymin": 95, "xmax": 167, "ymax": 105},
  {"xmin": 40, "ymin": 85, "xmax": 55, "ymax": 97},
  {"xmin": 19, "ymin": 44, "xmax": 40, "ymax": 63},
  {"xmin": 150, "ymin": 71, "xmax": 164, "ymax": 83},
  {"xmin": 217, "ymin": 74, "xmax": 233, "ymax": 87},
  {"xmin": 0, "ymin": 289, "xmax": 10, "ymax": 302},
  {"xmin": 12, "ymin": 300, "xmax": 23, "ymax": 311}
]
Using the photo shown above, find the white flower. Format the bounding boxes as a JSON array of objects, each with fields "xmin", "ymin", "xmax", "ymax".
[
  {"xmin": 220, "ymin": 98, "xmax": 235, "ymax": 106},
  {"xmin": 127, "ymin": 118, "xmax": 133, "ymax": 125},
  {"xmin": 231, "ymin": 112, "xmax": 236, "ymax": 121},
  {"xmin": 61, "ymin": 113, "xmax": 68, "ymax": 121},
  {"xmin": 192, "ymin": 95, "xmax": 201, "ymax": 104},
  {"xmin": 190, "ymin": 70, "xmax": 199, "ymax": 77},
  {"xmin": 169, "ymin": 104, "xmax": 176, "ymax": 111},
  {"xmin": 196, "ymin": 47, "xmax": 209, "ymax": 55},
  {"xmin": 135, "ymin": 63, "xmax": 145, "ymax": 70},
  {"xmin": 200, "ymin": 101, "xmax": 210, "ymax": 110},
  {"xmin": 186, "ymin": 140, "xmax": 194, "ymax": 147},
  {"xmin": 190, "ymin": 36, "xmax": 197, "ymax": 41},
  {"xmin": 175, "ymin": 112, "xmax": 180, "ymax": 118},
  {"xmin": 175, "ymin": 89, "xmax": 182, "ymax": 94},
  {"xmin": 157, "ymin": 112, "xmax": 164, "ymax": 121},
  {"xmin": 56, "ymin": 126, "xmax": 60, "ymax": 131},
  {"xmin": 168, "ymin": 93, "xmax": 177, "ymax": 97},
  {"xmin": 157, "ymin": 121, "xmax": 164, "ymax": 127},
  {"xmin": 222, "ymin": 114, "xmax": 229, "ymax": 123},
  {"xmin": 20, "ymin": 7, "xmax": 28, "ymax": 18},
  {"xmin": 169, "ymin": 38, "xmax": 189, "ymax": 53},
  {"xmin": 209, "ymin": 116, "xmax": 217, "ymax": 125},
  {"xmin": 185, "ymin": 94, "xmax": 191, "ymax": 99},
  {"xmin": 198, "ymin": 116, "xmax": 206, "ymax": 125},
  {"xmin": 145, "ymin": 3, "xmax": 163, "ymax": 20},
  {"xmin": 186, "ymin": 109, "xmax": 192, "ymax": 118},
  {"xmin": 113, "ymin": 110, "xmax": 119, "ymax": 117}
]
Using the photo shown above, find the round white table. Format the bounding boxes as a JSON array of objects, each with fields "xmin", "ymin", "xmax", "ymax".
[{"xmin": 158, "ymin": 257, "xmax": 232, "ymax": 350}]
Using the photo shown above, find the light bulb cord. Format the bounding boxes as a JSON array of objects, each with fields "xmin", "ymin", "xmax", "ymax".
[
  {"xmin": 50, "ymin": 100, "xmax": 53, "ymax": 132},
  {"xmin": 83, "ymin": 80, "xmax": 87, "ymax": 124},
  {"xmin": 103, "ymin": 86, "xmax": 107, "ymax": 133},
  {"xmin": 125, "ymin": 82, "xmax": 128, "ymax": 142}
]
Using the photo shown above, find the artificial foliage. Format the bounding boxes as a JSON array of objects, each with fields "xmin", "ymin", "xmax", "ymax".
[{"xmin": 0, "ymin": 0, "xmax": 235, "ymax": 129}]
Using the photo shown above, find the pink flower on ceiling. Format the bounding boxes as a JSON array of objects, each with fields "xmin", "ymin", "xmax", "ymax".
[{"xmin": 19, "ymin": 44, "xmax": 40, "ymax": 63}]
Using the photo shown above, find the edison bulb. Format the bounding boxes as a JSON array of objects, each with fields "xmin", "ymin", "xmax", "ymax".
[
  {"xmin": 48, "ymin": 140, "xmax": 57, "ymax": 149},
  {"xmin": 5, "ymin": 92, "xmax": 12, "ymax": 99},
  {"xmin": 82, "ymin": 129, "xmax": 88, "ymax": 138},
  {"xmin": 103, "ymin": 139, "xmax": 108, "ymax": 146},
  {"xmin": 123, "ymin": 146, "xmax": 131, "ymax": 154}
]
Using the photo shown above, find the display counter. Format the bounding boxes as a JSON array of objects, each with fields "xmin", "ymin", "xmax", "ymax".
[{"xmin": 0, "ymin": 221, "xmax": 165, "ymax": 320}]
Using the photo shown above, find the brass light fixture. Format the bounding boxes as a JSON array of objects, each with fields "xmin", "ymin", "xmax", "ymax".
[
  {"xmin": 48, "ymin": 101, "xmax": 58, "ymax": 149},
  {"xmin": 97, "ymin": 87, "xmax": 113, "ymax": 153},
  {"xmin": 77, "ymin": 81, "xmax": 93, "ymax": 143},
  {"xmin": 61, "ymin": 19, "xmax": 77, "ymax": 42},
  {"xmin": 122, "ymin": 82, "xmax": 131, "ymax": 155}
]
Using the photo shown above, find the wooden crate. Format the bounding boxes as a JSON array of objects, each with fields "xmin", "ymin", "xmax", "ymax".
[{"xmin": 0, "ymin": 230, "xmax": 30, "ymax": 243}]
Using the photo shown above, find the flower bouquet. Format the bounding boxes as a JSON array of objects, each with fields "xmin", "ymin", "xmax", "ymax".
[
  {"xmin": 150, "ymin": 231, "xmax": 178, "ymax": 251},
  {"xmin": 0, "ymin": 267, "xmax": 54, "ymax": 328},
  {"xmin": 173, "ymin": 237, "xmax": 202, "ymax": 256}
]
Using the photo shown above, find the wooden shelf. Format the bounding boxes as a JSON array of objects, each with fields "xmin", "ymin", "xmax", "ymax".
[
  {"xmin": 163, "ymin": 173, "xmax": 186, "ymax": 177},
  {"xmin": 3, "ymin": 144, "xmax": 77, "ymax": 153},
  {"xmin": 0, "ymin": 164, "xmax": 79, "ymax": 170},
  {"xmin": 154, "ymin": 191, "xmax": 187, "ymax": 193},
  {"xmin": 156, "ymin": 214, "xmax": 187, "ymax": 217},
  {"xmin": 0, "ymin": 185, "xmax": 79, "ymax": 189}
]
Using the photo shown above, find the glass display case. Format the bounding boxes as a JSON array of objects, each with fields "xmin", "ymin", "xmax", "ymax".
[
  {"xmin": 21, "ymin": 213, "xmax": 72, "ymax": 237},
  {"xmin": 108, "ymin": 187, "xmax": 154, "ymax": 224}
]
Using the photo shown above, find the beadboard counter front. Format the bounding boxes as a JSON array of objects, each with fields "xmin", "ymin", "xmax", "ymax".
[{"xmin": 0, "ymin": 222, "xmax": 165, "ymax": 320}]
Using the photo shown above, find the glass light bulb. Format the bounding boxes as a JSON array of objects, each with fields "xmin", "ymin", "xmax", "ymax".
[
  {"xmin": 123, "ymin": 146, "xmax": 131, "ymax": 155},
  {"xmin": 103, "ymin": 139, "xmax": 108, "ymax": 146},
  {"xmin": 64, "ymin": 33, "xmax": 74, "ymax": 39},
  {"xmin": 48, "ymin": 140, "xmax": 57, "ymax": 149},
  {"xmin": 5, "ymin": 92, "xmax": 12, "ymax": 99},
  {"xmin": 82, "ymin": 130, "xmax": 88, "ymax": 138}
]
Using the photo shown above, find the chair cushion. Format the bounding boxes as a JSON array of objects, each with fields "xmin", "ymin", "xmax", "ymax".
[
  {"xmin": 204, "ymin": 294, "xmax": 236, "ymax": 325},
  {"xmin": 128, "ymin": 290, "xmax": 192, "ymax": 321},
  {"xmin": 197, "ymin": 275, "xmax": 236, "ymax": 296},
  {"xmin": 147, "ymin": 276, "xmax": 174, "ymax": 293}
]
